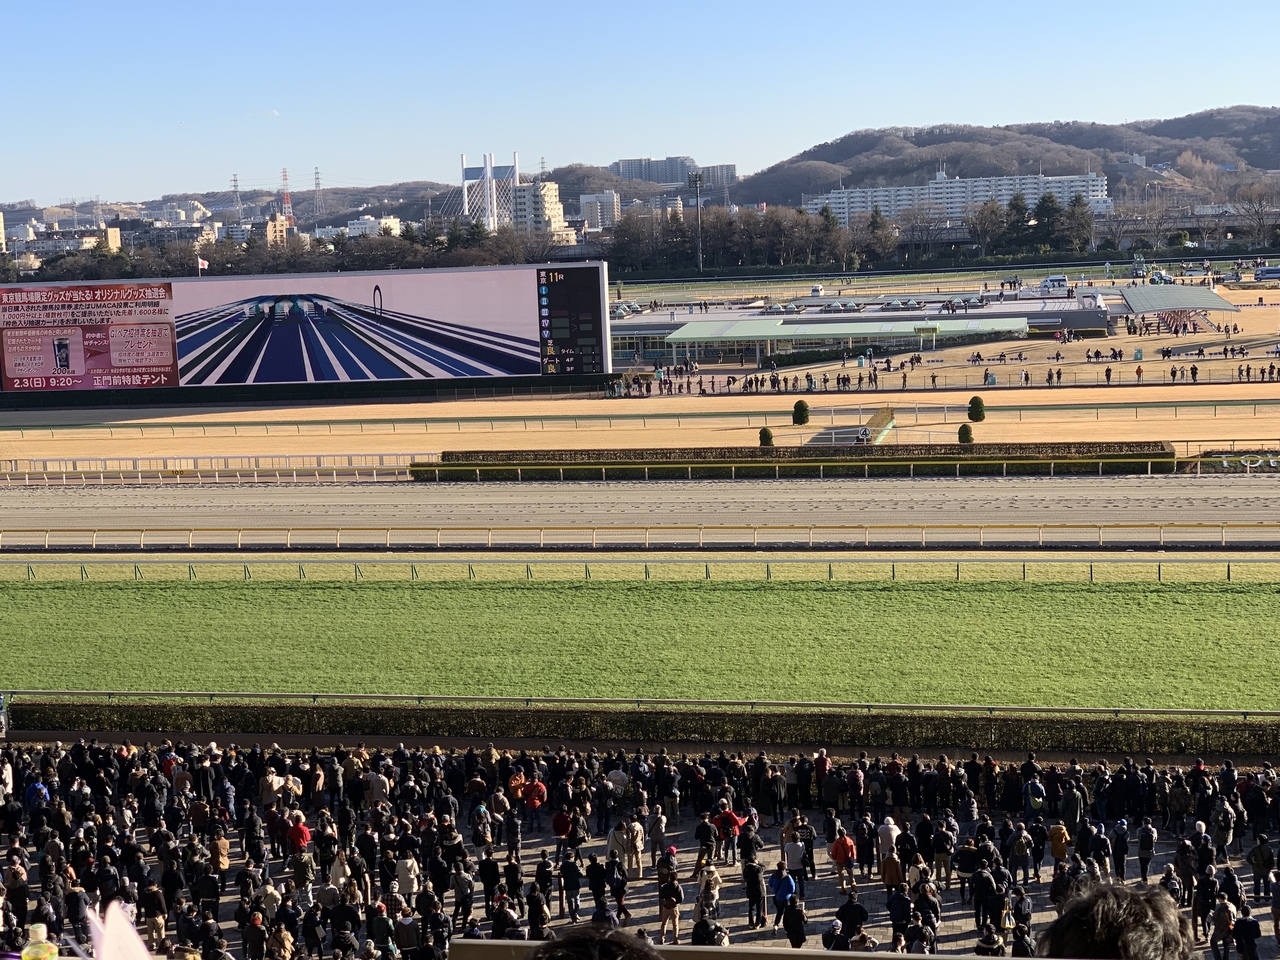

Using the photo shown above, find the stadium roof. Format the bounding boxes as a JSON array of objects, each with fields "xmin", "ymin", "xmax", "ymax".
[
  {"xmin": 1103, "ymin": 286, "xmax": 1240, "ymax": 315},
  {"xmin": 665, "ymin": 315, "xmax": 1029, "ymax": 343}
]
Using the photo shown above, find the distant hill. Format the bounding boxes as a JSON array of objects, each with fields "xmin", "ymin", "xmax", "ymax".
[{"xmin": 734, "ymin": 106, "xmax": 1280, "ymax": 207}]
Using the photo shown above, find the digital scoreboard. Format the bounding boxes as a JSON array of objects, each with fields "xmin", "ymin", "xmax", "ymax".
[{"xmin": 537, "ymin": 265, "xmax": 608, "ymax": 376}]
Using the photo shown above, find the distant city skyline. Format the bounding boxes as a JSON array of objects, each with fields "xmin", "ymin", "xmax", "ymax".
[{"xmin": 1, "ymin": 0, "xmax": 1275, "ymax": 207}]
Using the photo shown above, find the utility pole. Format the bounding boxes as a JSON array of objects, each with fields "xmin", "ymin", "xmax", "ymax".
[{"xmin": 687, "ymin": 171, "xmax": 704, "ymax": 273}]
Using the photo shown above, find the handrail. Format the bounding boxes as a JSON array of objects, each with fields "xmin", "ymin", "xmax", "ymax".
[
  {"xmin": 0, "ymin": 521, "xmax": 1278, "ymax": 550},
  {"xmin": 4, "ymin": 688, "xmax": 1278, "ymax": 719},
  {"xmin": 3, "ymin": 395, "xmax": 1280, "ymax": 436}
]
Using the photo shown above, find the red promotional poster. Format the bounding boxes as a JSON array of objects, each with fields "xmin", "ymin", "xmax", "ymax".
[{"xmin": 0, "ymin": 282, "xmax": 178, "ymax": 391}]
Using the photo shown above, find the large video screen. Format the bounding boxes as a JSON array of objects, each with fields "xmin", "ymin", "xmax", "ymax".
[{"xmin": 0, "ymin": 262, "xmax": 610, "ymax": 392}]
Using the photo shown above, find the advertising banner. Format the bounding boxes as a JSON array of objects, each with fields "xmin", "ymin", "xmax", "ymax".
[{"xmin": 0, "ymin": 282, "xmax": 178, "ymax": 391}]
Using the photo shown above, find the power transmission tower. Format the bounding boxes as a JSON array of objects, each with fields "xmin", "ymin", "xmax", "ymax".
[
  {"xmin": 280, "ymin": 168, "xmax": 294, "ymax": 226},
  {"xmin": 231, "ymin": 175, "xmax": 243, "ymax": 222},
  {"xmin": 313, "ymin": 167, "xmax": 325, "ymax": 220}
]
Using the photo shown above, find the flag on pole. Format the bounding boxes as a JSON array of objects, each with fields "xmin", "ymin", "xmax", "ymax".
[
  {"xmin": 197, "ymin": 256, "xmax": 210, "ymax": 271},
  {"xmin": 87, "ymin": 902, "xmax": 153, "ymax": 960}
]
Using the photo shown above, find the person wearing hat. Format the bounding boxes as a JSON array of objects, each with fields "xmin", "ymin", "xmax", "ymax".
[
  {"xmin": 822, "ymin": 919, "xmax": 851, "ymax": 951},
  {"xmin": 1111, "ymin": 819, "xmax": 1131, "ymax": 884}
]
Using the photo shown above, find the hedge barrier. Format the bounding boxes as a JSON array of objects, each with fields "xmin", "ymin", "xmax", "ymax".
[
  {"xmin": 10, "ymin": 701, "xmax": 1279, "ymax": 756},
  {"xmin": 434, "ymin": 442, "xmax": 1174, "ymax": 466},
  {"xmin": 411, "ymin": 442, "xmax": 1177, "ymax": 482}
]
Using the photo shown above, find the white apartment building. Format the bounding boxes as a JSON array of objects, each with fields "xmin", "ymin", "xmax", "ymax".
[
  {"xmin": 0, "ymin": 212, "xmax": 6, "ymax": 254},
  {"xmin": 580, "ymin": 191, "xmax": 621, "ymax": 230},
  {"xmin": 513, "ymin": 182, "xmax": 576, "ymax": 244},
  {"xmin": 313, "ymin": 215, "xmax": 402, "ymax": 240},
  {"xmin": 699, "ymin": 164, "xmax": 738, "ymax": 190},
  {"xmin": 804, "ymin": 171, "xmax": 1113, "ymax": 224},
  {"xmin": 347, "ymin": 215, "xmax": 402, "ymax": 238}
]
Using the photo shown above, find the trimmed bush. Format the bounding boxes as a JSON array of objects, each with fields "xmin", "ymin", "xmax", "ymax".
[
  {"xmin": 968, "ymin": 396, "xmax": 986, "ymax": 422},
  {"xmin": 958, "ymin": 424, "xmax": 974, "ymax": 444},
  {"xmin": 10, "ymin": 700, "xmax": 1280, "ymax": 756},
  {"xmin": 759, "ymin": 427, "xmax": 774, "ymax": 447},
  {"xmin": 792, "ymin": 400, "xmax": 810, "ymax": 425}
]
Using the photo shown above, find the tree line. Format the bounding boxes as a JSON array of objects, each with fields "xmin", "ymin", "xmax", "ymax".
[
  {"xmin": 0, "ymin": 221, "xmax": 561, "ymax": 284},
  {"xmin": 3, "ymin": 186, "xmax": 1277, "ymax": 287}
]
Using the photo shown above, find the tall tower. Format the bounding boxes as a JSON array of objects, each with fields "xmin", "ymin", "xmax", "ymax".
[
  {"xmin": 460, "ymin": 153, "xmax": 519, "ymax": 230},
  {"xmin": 280, "ymin": 168, "xmax": 295, "ymax": 226},
  {"xmin": 231, "ymin": 174, "xmax": 243, "ymax": 223},
  {"xmin": 313, "ymin": 167, "xmax": 325, "ymax": 220}
]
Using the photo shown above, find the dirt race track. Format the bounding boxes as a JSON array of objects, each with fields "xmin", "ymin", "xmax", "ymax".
[{"xmin": 1, "ymin": 286, "xmax": 1279, "ymax": 462}]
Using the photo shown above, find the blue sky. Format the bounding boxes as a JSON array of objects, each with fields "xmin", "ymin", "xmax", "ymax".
[{"xmin": 2, "ymin": 0, "xmax": 1275, "ymax": 206}]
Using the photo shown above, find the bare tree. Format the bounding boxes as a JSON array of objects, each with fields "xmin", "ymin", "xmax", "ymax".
[
  {"xmin": 1189, "ymin": 207, "xmax": 1228, "ymax": 252},
  {"xmin": 1138, "ymin": 199, "xmax": 1173, "ymax": 250},
  {"xmin": 1233, "ymin": 179, "xmax": 1280, "ymax": 249},
  {"xmin": 1099, "ymin": 204, "xmax": 1140, "ymax": 252},
  {"xmin": 966, "ymin": 199, "xmax": 1007, "ymax": 258},
  {"xmin": 897, "ymin": 203, "xmax": 947, "ymax": 261}
]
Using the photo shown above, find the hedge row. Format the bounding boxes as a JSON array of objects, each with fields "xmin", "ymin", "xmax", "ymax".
[
  {"xmin": 413, "ymin": 461, "xmax": 1175, "ymax": 482},
  {"xmin": 435, "ymin": 442, "xmax": 1174, "ymax": 466},
  {"xmin": 10, "ymin": 702, "xmax": 1279, "ymax": 756}
]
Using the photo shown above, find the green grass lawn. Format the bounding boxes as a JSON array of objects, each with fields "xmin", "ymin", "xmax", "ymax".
[{"xmin": 0, "ymin": 579, "xmax": 1270, "ymax": 710}]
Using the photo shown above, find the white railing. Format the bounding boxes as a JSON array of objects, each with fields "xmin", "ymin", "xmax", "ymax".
[{"xmin": 0, "ymin": 522, "xmax": 1278, "ymax": 550}]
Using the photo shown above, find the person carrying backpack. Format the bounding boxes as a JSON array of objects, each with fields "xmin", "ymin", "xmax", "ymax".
[{"xmin": 1009, "ymin": 825, "xmax": 1033, "ymax": 887}]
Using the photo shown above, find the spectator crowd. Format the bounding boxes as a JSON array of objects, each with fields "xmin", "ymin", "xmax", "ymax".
[{"xmin": 0, "ymin": 740, "xmax": 1271, "ymax": 958}]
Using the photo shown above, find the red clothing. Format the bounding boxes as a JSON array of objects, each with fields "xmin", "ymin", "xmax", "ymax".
[
  {"xmin": 831, "ymin": 835, "xmax": 856, "ymax": 867},
  {"xmin": 287, "ymin": 822, "xmax": 312, "ymax": 853},
  {"xmin": 524, "ymin": 780, "xmax": 547, "ymax": 810},
  {"xmin": 715, "ymin": 810, "xmax": 744, "ymax": 839}
]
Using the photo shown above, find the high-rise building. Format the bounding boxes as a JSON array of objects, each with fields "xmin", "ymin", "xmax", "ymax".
[
  {"xmin": 802, "ymin": 170, "xmax": 1113, "ymax": 224},
  {"xmin": 579, "ymin": 191, "xmax": 621, "ymax": 230},
  {"xmin": 0, "ymin": 212, "xmax": 6, "ymax": 254},
  {"xmin": 609, "ymin": 156, "xmax": 698, "ymax": 185},
  {"xmin": 513, "ymin": 182, "xmax": 576, "ymax": 244},
  {"xmin": 699, "ymin": 164, "xmax": 738, "ymax": 190}
]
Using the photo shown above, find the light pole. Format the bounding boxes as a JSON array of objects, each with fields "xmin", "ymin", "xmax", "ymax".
[{"xmin": 687, "ymin": 171, "xmax": 704, "ymax": 273}]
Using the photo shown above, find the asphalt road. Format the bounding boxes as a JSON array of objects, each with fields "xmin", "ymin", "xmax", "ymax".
[{"xmin": 0, "ymin": 475, "xmax": 1276, "ymax": 531}]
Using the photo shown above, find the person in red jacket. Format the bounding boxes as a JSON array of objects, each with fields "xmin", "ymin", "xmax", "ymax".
[
  {"xmin": 712, "ymin": 801, "xmax": 744, "ymax": 865},
  {"xmin": 287, "ymin": 812, "xmax": 312, "ymax": 855},
  {"xmin": 524, "ymin": 774, "xmax": 548, "ymax": 833},
  {"xmin": 552, "ymin": 805, "xmax": 573, "ymax": 862},
  {"xmin": 830, "ymin": 827, "xmax": 857, "ymax": 892}
]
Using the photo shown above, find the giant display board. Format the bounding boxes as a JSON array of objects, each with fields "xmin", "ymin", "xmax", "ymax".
[{"xmin": 0, "ymin": 262, "xmax": 609, "ymax": 393}]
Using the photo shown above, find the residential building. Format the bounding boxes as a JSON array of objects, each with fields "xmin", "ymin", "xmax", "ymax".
[
  {"xmin": 346, "ymin": 215, "xmax": 402, "ymax": 238},
  {"xmin": 580, "ymin": 191, "xmax": 621, "ymax": 230},
  {"xmin": 125, "ymin": 222, "xmax": 217, "ymax": 248},
  {"xmin": 263, "ymin": 213, "xmax": 290, "ymax": 247},
  {"xmin": 0, "ymin": 212, "xmax": 5, "ymax": 254},
  {"xmin": 609, "ymin": 156, "xmax": 697, "ymax": 185},
  {"xmin": 699, "ymin": 164, "xmax": 738, "ymax": 190},
  {"xmin": 512, "ymin": 182, "xmax": 576, "ymax": 244},
  {"xmin": 802, "ymin": 170, "xmax": 1114, "ymax": 224},
  {"xmin": 11, "ymin": 226, "xmax": 121, "ymax": 256}
]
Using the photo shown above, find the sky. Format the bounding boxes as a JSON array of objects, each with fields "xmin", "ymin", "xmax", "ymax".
[{"xmin": 2, "ymin": 0, "xmax": 1276, "ymax": 207}]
